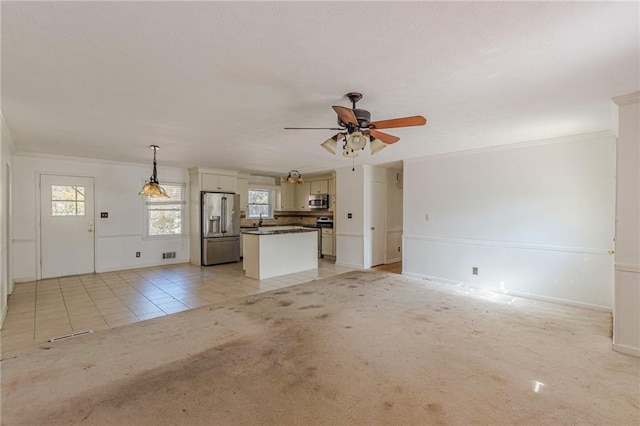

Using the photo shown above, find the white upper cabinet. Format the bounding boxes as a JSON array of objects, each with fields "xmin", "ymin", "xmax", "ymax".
[
  {"xmin": 237, "ymin": 176, "xmax": 249, "ymax": 212},
  {"xmin": 310, "ymin": 180, "xmax": 328, "ymax": 194},
  {"xmin": 201, "ymin": 173, "xmax": 237, "ymax": 192},
  {"xmin": 295, "ymin": 181, "xmax": 311, "ymax": 210},
  {"xmin": 280, "ymin": 178, "xmax": 296, "ymax": 211}
]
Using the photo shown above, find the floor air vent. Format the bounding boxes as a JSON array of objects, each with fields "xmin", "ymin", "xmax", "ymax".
[
  {"xmin": 49, "ymin": 330, "xmax": 93, "ymax": 342},
  {"xmin": 162, "ymin": 251, "xmax": 176, "ymax": 259}
]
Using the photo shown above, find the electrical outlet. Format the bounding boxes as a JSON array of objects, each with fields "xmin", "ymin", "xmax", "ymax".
[
  {"xmin": 397, "ymin": 246, "xmax": 401, "ymax": 252},
  {"xmin": 472, "ymin": 267, "xmax": 478, "ymax": 275},
  {"xmin": 136, "ymin": 251, "xmax": 141, "ymax": 258}
]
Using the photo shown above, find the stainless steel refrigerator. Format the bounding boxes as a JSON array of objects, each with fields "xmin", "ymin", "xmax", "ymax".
[{"xmin": 201, "ymin": 192, "xmax": 241, "ymax": 266}]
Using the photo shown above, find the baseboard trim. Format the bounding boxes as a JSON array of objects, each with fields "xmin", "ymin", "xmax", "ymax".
[
  {"xmin": 386, "ymin": 257, "xmax": 401, "ymax": 264},
  {"xmin": 0, "ymin": 304, "xmax": 7, "ymax": 329},
  {"xmin": 96, "ymin": 259, "xmax": 189, "ymax": 273},
  {"xmin": 612, "ymin": 343, "xmax": 640, "ymax": 357},
  {"xmin": 14, "ymin": 276, "xmax": 37, "ymax": 284},
  {"xmin": 335, "ymin": 261, "xmax": 364, "ymax": 269},
  {"xmin": 402, "ymin": 272, "xmax": 461, "ymax": 285},
  {"xmin": 402, "ymin": 271, "xmax": 611, "ymax": 311}
]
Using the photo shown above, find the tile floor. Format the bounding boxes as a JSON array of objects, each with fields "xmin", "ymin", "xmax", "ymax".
[{"xmin": 1, "ymin": 259, "xmax": 354, "ymax": 354}]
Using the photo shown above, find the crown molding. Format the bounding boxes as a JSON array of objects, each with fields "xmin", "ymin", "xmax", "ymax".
[
  {"xmin": 612, "ymin": 91, "xmax": 640, "ymax": 106},
  {"xmin": 404, "ymin": 131, "xmax": 614, "ymax": 164},
  {"xmin": 12, "ymin": 150, "xmax": 187, "ymax": 171}
]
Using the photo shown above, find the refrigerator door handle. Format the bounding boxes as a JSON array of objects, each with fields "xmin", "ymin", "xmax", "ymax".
[{"xmin": 221, "ymin": 196, "xmax": 227, "ymax": 233}]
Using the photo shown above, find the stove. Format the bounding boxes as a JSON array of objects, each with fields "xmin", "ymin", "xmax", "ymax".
[{"xmin": 316, "ymin": 216, "xmax": 333, "ymax": 228}]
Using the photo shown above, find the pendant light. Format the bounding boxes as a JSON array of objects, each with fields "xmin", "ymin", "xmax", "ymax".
[
  {"xmin": 286, "ymin": 170, "xmax": 304, "ymax": 184},
  {"xmin": 139, "ymin": 145, "xmax": 169, "ymax": 198}
]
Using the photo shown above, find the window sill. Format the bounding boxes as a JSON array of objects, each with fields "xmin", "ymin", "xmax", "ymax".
[{"xmin": 142, "ymin": 234, "xmax": 188, "ymax": 241}]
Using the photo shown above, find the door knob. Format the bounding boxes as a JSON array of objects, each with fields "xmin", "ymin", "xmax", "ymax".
[{"xmin": 371, "ymin": 227, "xmax": 375, "ymax": 230}]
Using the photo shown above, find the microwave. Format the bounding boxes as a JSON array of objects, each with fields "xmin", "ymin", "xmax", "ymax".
[{"xmin": 308, "ymin": 194, "xmax": 329, "ymax": 210}]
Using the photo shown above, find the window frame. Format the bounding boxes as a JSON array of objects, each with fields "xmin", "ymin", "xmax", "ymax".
[
  {"xmin": 142, "ymin": 182, "xmax": 187, "ymax": 240},
  {"xmin": 247, "ymin": 188, "xmax": 274, "ymax": 219}
]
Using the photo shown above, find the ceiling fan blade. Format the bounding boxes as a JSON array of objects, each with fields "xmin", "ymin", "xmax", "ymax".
[
  {"xmin": 369, "ymin": 115, "xmax": 427, "ymax": 130},
  {"xmin": 332, "ymin": 106, "xmax": 359, "ymax": 126},
  {"xmin": 284, "ymin": 127, "xmax": 344, "ymax": 130},
  {"xmin": 369, "ymin": 129, "xmax": 400, "ymax": 144}
]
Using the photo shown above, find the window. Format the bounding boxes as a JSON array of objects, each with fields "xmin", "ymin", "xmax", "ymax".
[
  {"xmin": 144, "ymin": 183, "xmax": 186, "ymax": 237},
  {"xmin": 248, "ymin": 189, "xmax": 271, "ymax": 218},
  {"xmin": 51, "ymin": 185, "xmax": 85, "ymax": 216}
]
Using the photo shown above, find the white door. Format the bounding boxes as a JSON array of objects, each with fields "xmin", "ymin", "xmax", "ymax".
[
  {"xmin": 371, "ymin": 181, "xmax": 386, "ymax": 266},
  {"xmin": 40, "ymin": 175, "xmax": 95, "ymax": 279}
]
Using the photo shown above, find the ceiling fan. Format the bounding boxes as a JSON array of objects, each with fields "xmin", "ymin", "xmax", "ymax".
[{"xmin": 285, "ymin": 92, "xmax": 427, "ymax": 157}]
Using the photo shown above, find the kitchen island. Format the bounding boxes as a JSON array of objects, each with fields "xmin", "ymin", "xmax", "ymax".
[{"xmin": 242, "ymin": 227, "xmax": 318, "ymax": 280}]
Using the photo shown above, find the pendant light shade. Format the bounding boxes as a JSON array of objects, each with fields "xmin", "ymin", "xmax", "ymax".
[{"xmin": 139, "ymin": 145, "xmax": 169, "ymax": 198}]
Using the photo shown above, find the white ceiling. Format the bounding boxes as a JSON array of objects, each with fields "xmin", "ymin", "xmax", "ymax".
[{"xmin": 2, "ymin": 1, "xmax": 638, "ymax": 176}]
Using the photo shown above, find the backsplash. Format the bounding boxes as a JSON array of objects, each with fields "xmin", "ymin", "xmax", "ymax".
[{"xmin": 240, "ymin": 211, "xmax": 332, "ymax": 227}]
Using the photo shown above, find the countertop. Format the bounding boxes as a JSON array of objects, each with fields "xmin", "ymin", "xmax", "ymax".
[{"xmin": 242, "ymin": 226, "xmax": 318, "ymax": 236}]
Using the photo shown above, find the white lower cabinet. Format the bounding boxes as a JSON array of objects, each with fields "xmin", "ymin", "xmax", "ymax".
[{"xmin": 321, "ymin": 228, "xmax": 334, "ymax": 256}]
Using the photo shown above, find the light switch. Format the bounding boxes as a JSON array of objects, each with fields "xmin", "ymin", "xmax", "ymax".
[{"xmin": 425, "ymin": 214, "xmax": 430, "ymax": 221}]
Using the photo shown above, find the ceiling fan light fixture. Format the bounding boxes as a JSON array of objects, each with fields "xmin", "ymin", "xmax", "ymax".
[
  {"xmin": 321, "ymin": 134, "xmax": 339, "ymax": 155},
  {"xmin": 369, "ymin": 137, "xmax": 387, "ymax": 155},
  {"xmin": 139, "ymin": 145, "xmax": 169, "ymax": 198},
  {"xmin": 346, "ymin": 131, "xmax": 367, "ymax": 151},
  {"xmin": 342, "ymin": 148, "xmax": 359, "ymax": 158}
]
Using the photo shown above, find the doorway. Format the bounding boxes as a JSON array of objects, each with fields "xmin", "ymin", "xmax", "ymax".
[
  {"xmin": 371, "ymin": 180, "xmax": 386, "ymax": 266},
  {"xmin": 40, "ymin": 174, "xmax": 95, "ymax": 279}
]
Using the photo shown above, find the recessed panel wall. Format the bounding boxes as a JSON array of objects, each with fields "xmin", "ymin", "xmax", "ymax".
[{"xmin": 403, "ymin": 133, "xmax": 615, "ymax": 309}]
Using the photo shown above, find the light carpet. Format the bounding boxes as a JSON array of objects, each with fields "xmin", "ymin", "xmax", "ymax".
[{"xmin": 1, "ymin": 271, "xmax": 638, "ymax": 425}]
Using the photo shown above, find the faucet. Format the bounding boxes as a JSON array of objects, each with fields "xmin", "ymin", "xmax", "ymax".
[{"xmin": 258, "ymin": 213, "xmax": 263, "ymax": 227}]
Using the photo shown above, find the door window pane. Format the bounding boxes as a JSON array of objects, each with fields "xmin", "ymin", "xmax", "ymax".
[{"xmin": 51, "ymin": 185, "xmax": 85, "ymax": 216}]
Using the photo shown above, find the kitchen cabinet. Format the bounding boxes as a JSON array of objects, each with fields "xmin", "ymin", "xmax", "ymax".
[
  {"xmin": 328, "ymin": 178, "xmax": 336, "ymax": 212},
  {"xmin": 202, "ymin": 173, "xmax": 237, "ymax": 192},
  {"xmin": 295, "ymin": 181, "xmax": 311, "ymax": 210},
  {"xmin": 237, "ymin": 176, "xmax": 249, "ymax": 212},
  {"xmin": 321, "ymin": 228, "xmax": 334, "ymax": 256},
  {"xmin": 280, "ymin": 178, "xmax": 296, "ymax": 210},
  {"xmin": 310, "ymin": 180, "xmax": 328, "ymax": 194}
]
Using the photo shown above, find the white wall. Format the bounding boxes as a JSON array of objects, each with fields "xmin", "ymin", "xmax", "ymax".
[
  {"xmin": 1, "ymin": 114, "xmax": 15, "ymax": 325},
  {"xmin": 12, "ymin": 154, "xmax": 189, "ymax": 281},
  {"xmin": 335, "ymin": 166, "xmax": 365, "ymax": 268},
  {"xmin": 403, "ymin": 132, "xmax": 616, "ymax": 310},
  {"xmin": 386, "ymin": 168, "xmax": 403, "ymax": 263},
  {"xmin": 612, "ymin": 92, "xmax": 640, "ymax": 357},
  {"xmin": 336, "ymin": 165, "xmax": 397, "ymax": 268}
]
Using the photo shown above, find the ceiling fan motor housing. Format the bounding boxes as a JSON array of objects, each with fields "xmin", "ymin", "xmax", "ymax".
[{"xmin": 337, "ymin": 108, "xmax": 371, "ymax": 129}]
